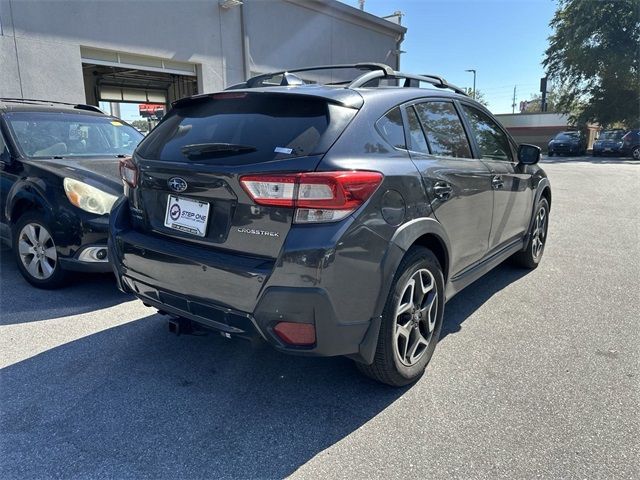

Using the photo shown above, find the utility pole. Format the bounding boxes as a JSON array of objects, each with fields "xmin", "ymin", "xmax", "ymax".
[
  {"xmin": 511, "ymin": 85, "xmax": 517, "ymax": 114},
  {"xmin": 465, "ymin": 69, "xmax": 476, "ymax": 99}
]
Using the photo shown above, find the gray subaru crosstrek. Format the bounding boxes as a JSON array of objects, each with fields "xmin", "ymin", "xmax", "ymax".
[{"xmin": 109, "ymin": 64, "xmax": 551, "ymax": 386}]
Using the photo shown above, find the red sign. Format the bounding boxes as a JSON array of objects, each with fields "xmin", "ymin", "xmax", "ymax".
[{"xmin": 139, "ymin": 103, "xmax": 165, "ymax": 117}]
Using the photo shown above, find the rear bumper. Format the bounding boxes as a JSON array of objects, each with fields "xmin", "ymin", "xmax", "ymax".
[
  {"xmin": 593, "ymin": 145, "xmax": 623, "ymax": 155},
  {"xmin": 108, "ymin": 197, "xmax": 381, "ymax": 361},
  {"xmin": 549, "ymin": 144, "xmax": 582, "ymax": 155}
]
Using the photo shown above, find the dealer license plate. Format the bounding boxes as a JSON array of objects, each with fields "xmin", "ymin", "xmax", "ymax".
[{"xmin": 164, "ymin": 195, "xmax": 210, "ymax": 237}]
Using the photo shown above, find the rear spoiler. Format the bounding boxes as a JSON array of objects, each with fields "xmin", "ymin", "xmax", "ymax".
[{"xmin": 172, "ymin": 89, "xmax": 364, "ymax": 110}]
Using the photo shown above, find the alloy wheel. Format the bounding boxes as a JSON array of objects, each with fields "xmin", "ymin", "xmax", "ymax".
[
  {"xmin": 531, "ymin": 206, "xmax": 547, "ymax": 260},
  {"xmin": 393, "ymin": 268, "xmax": 438, "ymax": 366},
  {"xmin": 18, "ymin": 223, "xmax": 57, "ymax": 280},
  {"xmin": 633, "ymin": 147, "xmax": 640, "ymax": 161}
]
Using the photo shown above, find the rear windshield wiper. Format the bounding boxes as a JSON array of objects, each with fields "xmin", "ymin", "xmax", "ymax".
[{"xmin": 181, "ymin": 143, "xmax": 257, "ymax": 158}]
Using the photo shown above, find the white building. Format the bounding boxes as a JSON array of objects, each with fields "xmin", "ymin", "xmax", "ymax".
[{"xmin": 0, "ymin": 0, "xmax": 405, "ymax": 108}]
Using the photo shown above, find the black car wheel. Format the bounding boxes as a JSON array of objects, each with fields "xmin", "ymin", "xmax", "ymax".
[
  {"xmin": 632, "ymin": 146, "xmax": 640, "ymax": 161},
  {"xmin": 548, "ymin": 151, "xmax": 554, "ymax": 157},
  {"xmin": 357, "ymin": 247, "xmax": 444, "ymax": 387},
  {"xmin": 12, "ymin": 212, "xmax": 67, "ymax": 289},
  {"xmin": 512, "ymin": 198, "xmax": 549, "ymax": 269}
]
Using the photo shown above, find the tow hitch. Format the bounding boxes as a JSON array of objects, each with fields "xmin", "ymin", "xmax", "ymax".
[{"xmin": 167, "ymin": 317, "xmax": 205, "ymax": 336}]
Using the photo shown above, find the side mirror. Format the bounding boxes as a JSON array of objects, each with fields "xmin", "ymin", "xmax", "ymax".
[{"xmin": 518, "ymin": 144, "xmax": 541, "ymax": 165}]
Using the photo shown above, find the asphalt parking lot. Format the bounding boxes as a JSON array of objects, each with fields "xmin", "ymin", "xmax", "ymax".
[{"xmin": 1, "ymin": 155, "xmax": 638, "ymax": 479}]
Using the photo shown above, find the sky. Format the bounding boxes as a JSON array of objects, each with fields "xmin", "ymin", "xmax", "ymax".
[
  {"xmin": 346, "ymin": 0, "xmax": 558, "ymax": 113},
  {"xmin": 112, "ymin": 0, "xmax": 558, "ymax": 121}
]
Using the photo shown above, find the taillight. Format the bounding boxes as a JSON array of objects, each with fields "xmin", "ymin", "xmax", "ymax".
[
  {"xmin": 240, "ymin": 171, "xmax": 383, "ymax": 223},
  {"xmin": 119, "ymin": 156, "xmax": 138, "ymax": 188}
]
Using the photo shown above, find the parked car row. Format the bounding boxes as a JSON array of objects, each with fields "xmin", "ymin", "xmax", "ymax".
[
  {"xmin": 2, "ymin": 63, "xmax": 551, "ymax": 386},
  {"xmin": 547, "ymin": 128, "xmax": 640, "ymax": 158}
]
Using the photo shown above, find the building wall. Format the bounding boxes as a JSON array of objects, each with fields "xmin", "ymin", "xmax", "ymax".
[
  {"xmin": 496, "ymin": 112, "xmax": 600, "ymax": 151},
  {"xmin": 0, "ymin": 0, "xmax": 404, "ymax": 104}
]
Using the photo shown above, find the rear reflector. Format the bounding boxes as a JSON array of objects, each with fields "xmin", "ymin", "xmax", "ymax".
[
  {"xmin": 273, "ymin": 322, "xmax": 316, "ymax": 346},
  {"xmin": 240, "ymin": 171, "xmax": 383, "ymax": 223}
]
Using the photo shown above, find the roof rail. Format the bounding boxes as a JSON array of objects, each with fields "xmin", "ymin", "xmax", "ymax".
[
  {"xmin": 0, "ymin": 98, "xmax": 105, "ymax": 114},
  {"xmin": 240, "ymin": 63, "xmax": 395, "ymax": 89},
  {"xmin": 229, "ymin": 64, "xmax": 467, "ymax": 97},
  {"xmin": 347, "ymin": 71, "xmax": 468, "ymax": 96}
]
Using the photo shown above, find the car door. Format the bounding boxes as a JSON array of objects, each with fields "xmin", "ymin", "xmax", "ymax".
[
  {"xmin": 404, "ymin": 99, "xmax": 493, "ymax": 277},
  {"xmin": 459, "ymin": 102, "xmax": 534, "ymax": 250}
]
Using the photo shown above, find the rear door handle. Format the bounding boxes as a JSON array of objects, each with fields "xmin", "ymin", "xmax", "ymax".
[
  {"xmin": 492, "ymin": 175, "xmax": 504, "ymax": 189},
  {"xmin": 433, "ymin": 182, "xmax": 452, "ymax": 199}
]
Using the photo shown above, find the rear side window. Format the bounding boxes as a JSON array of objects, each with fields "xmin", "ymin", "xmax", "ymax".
[
  {"xmin": 137, "ymin": 93, "xmax": 356, "ymax": 164},
  {"xmin": 461, "ymin": 105, "xmax": 513, "ymax": 162},
  {"xmin": 376, "ymin": 107, "xmax": 406, "ymax": 149},
  {"xmin": 414, "ymin": 102, "xmax": 472, "ymax": 158},
  {"xmin": 406, "ymin": 107, "xmax": 428, "ymax": 153}
]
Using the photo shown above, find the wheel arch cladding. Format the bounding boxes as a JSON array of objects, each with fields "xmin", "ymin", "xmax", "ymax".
[
  {"xmin": 390, "ymin": 217, "xmax": 451, "ymax": 282},
  {"xmin": 411, "ymin": 233, "xmax": 449, "ymax": 282},
  {"xmin": 541, "ymin": 186, "xmax": 551, "ymax": 209}
]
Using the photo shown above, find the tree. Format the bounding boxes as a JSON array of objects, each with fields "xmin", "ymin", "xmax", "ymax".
[
  {"xmin": 522, "ymin": 91, "xmax": 558, "ymax": 113},
  {"xmin": 465, "ymin": 89, "xmax": 489, "ymax": 107},
  {"xmin": 543, "ymin": 0, "xmax": 640, "ymax": 128},
  {"xmin": 131, "ymin": 120, "xmax": 149, "ymax": 132}
]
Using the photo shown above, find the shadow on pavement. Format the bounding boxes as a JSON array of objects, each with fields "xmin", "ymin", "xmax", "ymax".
[
  {"xmin": 0, "ymin": 259, "xmax": 533, "ymax": 478},
  {"xmin": 441, "ymin": 263, "xmax": 529, "ymax": 339},
  {"xmin": 0, "ymin": 246, "xmax": 131, "ymax": 325},
  {"xmin": 0, "ymin": 316, "xmax": 408, "ymax": 478}
]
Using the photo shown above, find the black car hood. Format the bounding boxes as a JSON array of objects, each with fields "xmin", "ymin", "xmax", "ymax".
[{"xmin": 22, "ymin": 157, "xmax": 123, "ymax": 196}]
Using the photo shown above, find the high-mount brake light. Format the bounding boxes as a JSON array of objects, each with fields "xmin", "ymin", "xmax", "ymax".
[
  {"xmin": 211, "ymin": 92, "xmax": 248, "ymax": 99},
  {"xmin": 240, "ymin": 171, "xmax": 383, "ymax": 223},
  {"xmin": 119, "ymin": 156, "xmax": 138, "ymax": 188}
]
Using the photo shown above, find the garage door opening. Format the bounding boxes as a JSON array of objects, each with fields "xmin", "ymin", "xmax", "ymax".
[
  {"xmin": 81, "ymin": 48, "xmax": 198, "ymax": 132},
  {"xmin": 83, "ymin": 63, "xmax": 198, "ymax": 132}
]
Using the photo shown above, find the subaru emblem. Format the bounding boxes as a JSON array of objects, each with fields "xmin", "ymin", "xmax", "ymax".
[{"xmin": 168, "ymin": 177, "xmax": 188, "ymax": 193}]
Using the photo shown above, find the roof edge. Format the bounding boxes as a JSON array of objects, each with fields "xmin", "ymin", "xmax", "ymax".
[{"xmin": 283, "ymin": 0, "xmax": 406, "ymax": 35}]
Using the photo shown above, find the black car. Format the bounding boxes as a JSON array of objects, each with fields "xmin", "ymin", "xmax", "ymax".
[
  {"xmin": 109, "ymin": 64, "xmax": 551, "ymax": 386},
  {"xmin": 547, "ymin": 130, "xmax": 587, "ymax": 156},
  {"xmin": 592, "ymin": 129, "xmax": 626, "ymax": 156},
  {"xmin": 0, "ymin": 99, "xmax": 143, "ymax": 288},
  {"xmin": 621, "ymin": 129, "xmax": 640, "ymax": 160}
]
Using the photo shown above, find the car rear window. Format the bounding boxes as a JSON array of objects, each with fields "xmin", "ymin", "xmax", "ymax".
[{"xmin": 136, "ymin": 93, "xmax": 357, "ymax": 164}]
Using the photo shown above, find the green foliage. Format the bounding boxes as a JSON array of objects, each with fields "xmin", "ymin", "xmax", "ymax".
[
  {"xmin": 131, "ymin": 120, "xmax": 149, "ymax": 132},
  {"xmin": 465, "ymin": 89, "xmax": 489, "ymax": 107},
  {"xmin": 523, "ymin": 90, "xmax": 558, "ymax": 113},
  {"xmin": 543, "ymin": 0, "xmax": 640, "ymax": 128}
]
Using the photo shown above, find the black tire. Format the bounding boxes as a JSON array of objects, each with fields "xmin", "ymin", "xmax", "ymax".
[
  {"xmin": 511, "ymin": 198, "xmax": 549, "ymax": 269},
  {"xmin": 12, "ymin": 212, "xmax": 67, "ymax": 289},
  {"xmin": 356, "ymin": 247, "xmax": 445, "ymax": 387},
  {"xmin": 547, "ymin": 151, "xmax": 554, "ymax": 157},
  {"xmin": 632, "ymin": 146, "xmax": 640, "ymax": 161}
]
